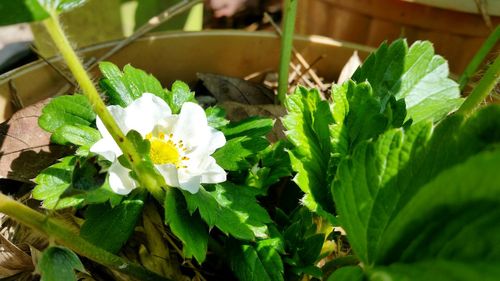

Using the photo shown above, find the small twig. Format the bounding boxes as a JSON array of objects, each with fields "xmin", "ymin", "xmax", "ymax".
[
  {"xmin": 291, "ymin": 55, "xmax": 325, "ymax": 87},
  {"xmin": 474, "ymin": 0, "xmax": 493, "ymax": 30},
  {"xmin": 30, "ymin": 45, "xmax": 78, "ymax": 88},
  {"xmin": 87, "ymin": 0, "xmax": 202, "ymax": 71},
  {"xmin": 265, "ymin": 12, "xmax": 325, "ymax": 90},
  {"xmin": 8, "ymin": 80, "xmax": 24, "ymax": 110}
]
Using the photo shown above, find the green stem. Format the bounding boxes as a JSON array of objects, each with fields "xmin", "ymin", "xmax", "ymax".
[
  {"xmin": 459, "ymin": 26, "xmax": 500, "ymax": 91},
  {"xmin": 277, "ymin": 0, "xmax": 298, "ymax": 104},
  {"xmin": 457, "ymin": 54, "xmax": 500, "ymax": 116},
  {"xmin": 42, "ymin": 13, "xmax": 164, "ymax": 202},
  {"xmin": 0, "ymin": 193, "xmax": 171, "ymax": 281}
]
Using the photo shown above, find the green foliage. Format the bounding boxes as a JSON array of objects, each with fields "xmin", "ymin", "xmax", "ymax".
[
  {"xmin": 206, "ymin": 106, "xmax": 229, "ymax": 129},
  {"xmin": 0, "ymin": 0, "xmax": 85, "ymax": 26},
  {"xmin": 227, "ymin": 238, "xmax": 285, "ymax": 281},
  {"xmin": 245, "ymin": 141, "xmax": 291, "ymax": 191},
  {"xmin": 38, "ymin": 246, "xmax": 85, "ymax": 281},
  {"xmin": 80, "ymin": 191, "xmax": 145, "ymax": 254},
  {"xmin": 165, "ymin": 80, "xmax": 196, "ymax": 114},
  {"xmin": 99, "ymin": 62, "xmax": 166, "ymax": 107},
  {"xmin": 213, "ymin": 117, "xmax": 273, "ymax": 171},
  {"xmin": 33, "ymin": 156, "xmax": 121, "ymax": 209},
  {"xmin": 282, "ymin": 86, "xmax": 336, "ymax": 216},
  {"xmin": 38, "ymin": 94, "xmax": 98, "ymax": 147},
  {"xmin": 352, "ymin": 39, "xmax": 463, "ymax": 123},
  {"xmin": 184, "ymin": 182, "xmax": 272, "ymax": 240},
  {"xmin": 164, "ymin": 188, "xmax": 208, "ymax": 263},
  {"xmin": 332, "ymin": 105, "xmax": 500, "ymax": 279}
]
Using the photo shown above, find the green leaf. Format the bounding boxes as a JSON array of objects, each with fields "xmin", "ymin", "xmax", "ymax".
[
  {"xmin": 99, "ymin": 62, "xmax": 166, "ymax": 107},
  {"xmin": 221, "ymin": 116, "xmax": 274, "ymax": 139},
  {"xmin": 327, "ymin": 266, "xmax": 364, "ymax": 281},
  {"xmin": 0, "ymin": 0, "xmax": 48, "ymax": 26},
  {"xmin": 368, "ymin": 260, "xmax": 500, "ymax": 281},
  {"xmin": 164, "ymin": 188, "xmax": 208, "ymax": 263},
  {"xmin": 80, "ymin": 191, "xmax": 145, "ymax": 254},
  {"xmin": 212, "ymin": 136, "xmax": 269, "ymax": 171},
  {"xmin": 71, "ymin": 156, "xmax": 105, "ymax": 191},
  {"xmin": 334, "ymin": 105, "xmax": 500, "ymax": 271},
  {"xmin": 298, "ymin": 233, "xmax": 325, "ymax": 265},
  {"xmin": 51, "ymin": 124, "xmax": 100, "ymax": 146},
  {"xmin": 376, "ymin": 149, "xmax": 500, "ymax": 264},
  {"xmin": 165, "ymin": 80, "xmax": 196, "ymax": 114},
  {"xmin": 39, "ymin": 94, "xmax": 95, "ymax": 133},
  {"xmin": 227, "ymin": 239, "xmax": 284, "ymax": 281},
  {"xmin": 38, "ymin": 246, "xmax": 85, "ymax": 281},
  {"xmin": 33, "ymin": 156, "xmax": 121, "ymax": 209},
  {"xmin": 206, "ymin": 106, "xmax": 229, "ymax": 129},
  {"xmin": 282, "ymin": 86, "xmax": 335, "ymax": 214},
  {"xmin": 184, "ymin": 183, "xmax": 271, "ymax": 240},
  {"xmin": 352, "ymin": 39, "xmax": 463, "ymax": 123},
  {"xmin": 245, "ymin": 141, "xmax": 292, "ymax": 190}
]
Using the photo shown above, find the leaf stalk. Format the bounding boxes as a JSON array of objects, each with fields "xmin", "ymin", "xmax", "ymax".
[
  {"xmin": 42, "ymin": 12, "xmax": 164, "ymax": 202},
  {"xmin": 0, "ymin": 193, "xmax": 171, "ymax": 281},
  {"xmin": 277, "ymin": 0, "xmax": 298, "ymax": 104}
]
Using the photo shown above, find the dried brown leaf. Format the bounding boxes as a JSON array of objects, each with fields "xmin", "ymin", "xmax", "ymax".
[
  {"xmin": 0, "ymin": 234, "xmax": 34, "ymax": 278},
  {"xmin": 221, "ymin": 101, "xmax": 286, "ymax": 142},
  {"xmin": 0, "ymin": 98, "xmax": 71, "ymax": 182},
  {"xmin": 337, "ymin": 51, "xmax": 362, "ymax": 85},
  {"xmin": 197, "ymin": 73, "xmax": 274, "ymax": 105}
]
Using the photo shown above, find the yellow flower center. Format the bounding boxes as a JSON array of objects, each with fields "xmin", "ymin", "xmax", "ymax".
[{"xmin": 146, "ymin": 132, "xmax": 188, "ymax": 167}]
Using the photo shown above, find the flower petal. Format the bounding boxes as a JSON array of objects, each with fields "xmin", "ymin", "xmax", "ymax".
[
  {"xmin": 123, "ymin": 93, "xmax": 172, "ymax": 136},
  {"xmin": 207, "ymin": 128, "xmax": 226, "ymax": 154},
  {"xmin": 108, "ymin": 161, "xmax": 137, "ymax": 195},
  {"xmin": 155, "ymin": 164, "xmax": 180, "ymax": 187},
  {"xmin": 178, "ymin": 169, "xmax": 201, "ymax": 194},
  {"xmin": 173, "ymin": 102, "xmax": 209, "ymax": 148},
  {"xmin": 90, "ymin": 138, "xmax": 119, "ymax": 161},
  {"xmin": 200, "ymin": 157, "xmax": 227, "ymax": 184}
]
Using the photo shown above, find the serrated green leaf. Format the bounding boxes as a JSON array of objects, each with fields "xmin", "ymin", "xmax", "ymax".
[
  {"xmin": 165, "ymin": 80, "xmax": 196, "ymax": 114},
  {"xmin": 246, "ymin": 141, "xmax": 291, "ymax": 190},
  {"xmin": 39, "ymin": 94, "xmax": 95, "ymax": 133},
  {"xmin": 38, "ymin": 246, "xmax": 85, "ymax": 281},
  {"xmin": 33, "ymin": 156, "xmax": 121, "ymax": 209},
  {"xmin": 206, "ymin": 106, "xmax": 229, "ymax": 129},
  {"xmin": 71, "ymin": 157, "xmax": 105, "ymax": 191},
  {"xmin": 212, "ymin": 136, "xmax": 269, "ymax": 171},
  {"xmin": 227, "ymin": 239, "xmax": 284, "ymax": 281},
  {"xmin": 352, "ymin": 39, "xmax": 463, "ymax": 123},
  {"xmin": 221, "ymin": 116, "xmax": 274, "ymax": 139},
  {"xmin": 164, "ymin": 188, "xmax": 208, "ymax": 263},
  {"xmin": 376, "ymin": 149, "xmax": 500, "ymax": 264},
  {"xmin": 184, "ymin": 183, "xmax": 271, "ymax": 240},
  {"xmin": 334, "ymin": 105, "xmax": 500, "ymax": 273},
  {"xmin": 80, "ymin": 191, "xmax": 145, "ymax": 254},
  {"xmin": 99, "ymin": 62, "xmax": 166, "ymax": 107},
  {"xmin": 283, "ymin": 86, "xmax": 335, "ymax": 215},
  {"xmin": 51, "ymin": 124, "xmax": 100, "ymax": 146}
]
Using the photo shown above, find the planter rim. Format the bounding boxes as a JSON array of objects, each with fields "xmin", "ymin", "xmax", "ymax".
[{"xmin": 0, "ymin": 30, "xmax": 375, "ymax": 83}]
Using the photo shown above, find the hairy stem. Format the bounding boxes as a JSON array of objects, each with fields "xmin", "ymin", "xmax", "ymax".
[
  {"xmin": 457, "ymin": 54, "xmax": 500, "ymax": 116},
  {"xmin": 277, "ymin": 0, "xmax": 298, "ymax": 104},
  {"xmin": 458, "ymin": 26, "xmax": 500, "ymax": 91},
  {"xmin": 42, "ymin": 12, "xmax": 164, "ymax": 202},
  {"xmin": 0, "ymin": 193, "xmax": 170, "ymax": 281}
]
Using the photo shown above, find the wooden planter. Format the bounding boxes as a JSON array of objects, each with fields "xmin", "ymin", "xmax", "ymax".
[
  {"xmin": 296, "ymin": 0, "xmax": 500, "ymax": 74},
  {"xmin": 0, "ymin": 30, "xmax": 373, "ymax": 123}
]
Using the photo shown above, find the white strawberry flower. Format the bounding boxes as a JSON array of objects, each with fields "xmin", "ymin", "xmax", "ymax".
[{"xmin": 90, "ymin": 93, "xmax": 226, "ymax": 195}]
